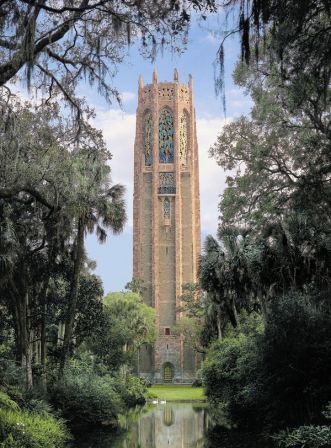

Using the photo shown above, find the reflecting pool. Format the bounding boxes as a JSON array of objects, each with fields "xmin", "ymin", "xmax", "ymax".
[{"xmin": 71, "ymin": 403, "xmax": 207, "ymax": 448}]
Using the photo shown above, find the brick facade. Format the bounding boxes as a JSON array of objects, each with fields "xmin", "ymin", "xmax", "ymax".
[{"xmin": 133, "ymin": 70, "xmax": 201, "ymax": 383}]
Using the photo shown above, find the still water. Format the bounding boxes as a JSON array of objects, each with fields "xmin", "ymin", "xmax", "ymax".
[{"xmin": 72, "ymin": 403, "xmax": 208, "ymax": 448}]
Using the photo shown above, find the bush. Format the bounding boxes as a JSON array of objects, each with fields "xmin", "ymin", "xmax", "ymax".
[
  {"xmin": 114, "ymin": 375, "xmax": 147, "ymax": 407},
  {"xmin": 0, "ymin": 391, "xmax": 68, "ymax": 448},
  {"xmin": 274, "ymin": 425, "xmax": 331, "ymax": 448},
  {"xmin": 192, "ymin": 369, "xmax": 203, "ymax": 387},
  {"xmin": 0, "ymin": 356, "xmax": 24, "ymax": 390},
  {"xmin": 202, "ymin": 332, "xmax": 261, "ymax": 424},
  {"xmin": 50, "ymin": 361, "xmax": 124, "ymax": 426},
  {"xmin": 202, "ymin": 294, "xmax": 331, "ymax": 428}
]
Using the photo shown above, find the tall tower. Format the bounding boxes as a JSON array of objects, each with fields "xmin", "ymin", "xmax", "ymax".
[{"xmin": 133, "ymin": 69, "xmax": 201, "ymax": 383}]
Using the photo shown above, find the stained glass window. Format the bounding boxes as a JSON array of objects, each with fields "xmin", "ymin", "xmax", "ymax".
[
  {"xmin": 163, "ymin": 197, "xmax": 170, "ymax": 219},
  {"xmin": 159, "ymin": 109, "xmax": 174, "ymax": 163},
  {"xmin": 144, "ymin": 112, "xmax": 153, "ymax": 166},
  {"xmin": 159, "ymin": 172, "xmax": 175, "ymax": 194},
  {"xmin": 179, "ymin": 113, "xmax": 188, "ymax": 165}
]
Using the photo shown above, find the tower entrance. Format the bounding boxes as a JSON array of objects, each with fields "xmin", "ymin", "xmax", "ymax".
[{"xmin": 163, "ymin": 362, "xmax": 174, "ymax": 383}]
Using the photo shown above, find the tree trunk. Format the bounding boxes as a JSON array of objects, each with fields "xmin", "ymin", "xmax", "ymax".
[
  {"xmin": 19, "ymin": 292, "xmax": 33, "ymax": 389},
  {"xmin": 40, "ymin": 280, "xmax": 49, "ymax": 393},
  {"xmin": 216, "ymin": 308, "xmax": 223, "ymax": 340},
  {"xmin": 59, "ymin": 216, "xmax": 85, "ymax": 376},
  {"xmin": 231, "ymin": 296, "xmax": 239, "ymax": 328}
]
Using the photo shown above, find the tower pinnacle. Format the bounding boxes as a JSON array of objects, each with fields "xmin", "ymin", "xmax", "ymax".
[{"xmin": 152, "ymin": 68, "xmax": 158, "ymax": 83}]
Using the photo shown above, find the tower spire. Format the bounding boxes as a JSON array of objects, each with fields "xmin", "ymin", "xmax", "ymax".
[
  {"xmin": 153, "ymin": 67, "xmax": 158, "ymax": 83},
  {"xmin": 138, "ymin": 74, "xmax": 143, "ymax": 89},
  {"xmin": 173, "ymin": 68, "xmax": 179, "ymax": 82},
  {"xmin": 188, "ymin": 73, "xmax": 193, "ymax": 89}
]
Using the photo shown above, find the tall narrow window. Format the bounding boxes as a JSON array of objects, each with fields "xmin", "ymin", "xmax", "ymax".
[
  {"xmin": 159, "ymin": 109, "xmax": 174, "ymax": 163},
  {"xmin": 144, "ymin": 112, "xmax": 153, "ymax": 166},
  {"xmin": 163, "ymin": 197, "xmax": 170, "ymax": 220},
  {"xmin": 179, "ymin": 112, "xmax": 188, "ymax": 165}
]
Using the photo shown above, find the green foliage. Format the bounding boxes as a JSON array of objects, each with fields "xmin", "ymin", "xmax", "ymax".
[
  {"xmin": 114, "ymin": 375, "xmax": 147, "ymax": 407},
  {"xmin": 0, "ymin": 391, "xmax": 19, "ymax": 411},
  {"xmin": 90, "ymin": 292, "xmax": 155, "ymax": 371},
  {"xmin": 0, "ymin": 392, "xmax": 68, "ymax": 448},
  {"xmin": 274, "ymin": 425, "xmax": 331, "ymax": 448},
  {"xmin": 259, "ymin": 293, "xmax": 331, "ymax": 426},
  {"xmin": 50, "ymin": 359, "xmax": 123, "ymax": 426},
  {"xmin": 0, "ymin": 356, "xmax": 24, "ymax": 390},
  {"xmin": 203, "ymin": 294, "xmax": 331, "ymax": 428},
  {"xmin": 202, "ymin": 316, "xmax": 262, "ymax": 418}
]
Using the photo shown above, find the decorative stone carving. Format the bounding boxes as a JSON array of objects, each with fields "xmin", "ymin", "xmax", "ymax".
[
  {"xmin": 159, "ymin": 172, "xmax": 175, "ymax": 194},
  {"xmin": 179, "ymin": 112, "xmax": 188, "ymax": 165},
  {"xmin": 158, "ymin": 87, "xmax": 174, "ymax": 100},
  {"xmin": 159, "ymin": 109, "xmax": 174, "ymax": 163},
  {"xmin": 144, "ymin": 112, "xmax": 153, "ymax": 166},
  {"xmin": 179, "ymin": 87, "xmax": 189, "ymax": 103}
]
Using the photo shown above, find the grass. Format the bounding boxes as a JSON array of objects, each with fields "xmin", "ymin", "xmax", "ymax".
[{"xmin": 149, "ymin": 385, "xmax": 206, "ymax": 402}]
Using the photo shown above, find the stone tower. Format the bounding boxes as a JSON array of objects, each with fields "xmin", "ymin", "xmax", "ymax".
[{"xmin": 133, "ymin": 69, "xmax": 201, "ymax": 383}]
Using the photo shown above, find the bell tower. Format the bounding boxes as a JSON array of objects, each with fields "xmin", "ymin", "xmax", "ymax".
[{"xmin": 133, "ymin": 69, "xmax": 201, "ymax": 382}]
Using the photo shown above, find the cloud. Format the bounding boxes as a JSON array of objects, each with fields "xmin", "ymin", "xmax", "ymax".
[
  {"xmin": 120, "ymin": 91, "xmax": 136, "ymax": 103},
  {"xmin": 197, "ymin": 116, "xmax": 230, "ymax": 234},
  {"xmin": 226, "ymin": 88, "xmax": 253, "ymax": 116},
  {"xmin": 92, "ymin": 109, "xmax": 136, "ymax": 228}
]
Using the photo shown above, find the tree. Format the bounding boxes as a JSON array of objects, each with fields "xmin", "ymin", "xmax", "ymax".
[
  {"xmin": 210, "ymin": 52, "xmax": 330, "ymax": 229},
  {"xmin": 90, "ymin": 292, "xmax": 155, "ymax": 372},
  {"xmin": 208, "ymin": 39, "xmax": 330, "ymax": 313},
  {"xmin": 0, "ymin": 0, "xmax": 216, "ymax": 127},
  {"xmin": 59, "ymin": 163, "xmax": 127, "ymax": 374},
  {"xmin": 175, "ymin": 283, "xmax": 207, "ymax": 354},
  {"xmin": 0, "ymin": 95, "xmax": 126, "ymax": 386},
  {"xmin": 213, "ymin": 1, "xmax": 330, "ymax": 112}
]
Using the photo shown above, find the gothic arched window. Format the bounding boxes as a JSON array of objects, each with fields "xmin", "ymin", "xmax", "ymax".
[
  {"xmin": 179, "ymin": 112, "xmax": 188, "ymax": 165},
  {"xmin": 144, "ymin": 112, "xmax": 153, "ymax": 166},
  {"xmin": 159, "ymin": 109, "xmax": 174, "ymax": 163}
]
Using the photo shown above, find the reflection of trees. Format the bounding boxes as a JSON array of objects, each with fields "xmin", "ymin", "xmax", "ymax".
[{"xmin": 74, "ymin": 404, "xmax": 208, "ymax": 447}]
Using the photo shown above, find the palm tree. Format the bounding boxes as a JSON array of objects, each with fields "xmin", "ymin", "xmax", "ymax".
[{"xmin": 59, "ymin": 150, "xmax": 127, "ymax": 375}]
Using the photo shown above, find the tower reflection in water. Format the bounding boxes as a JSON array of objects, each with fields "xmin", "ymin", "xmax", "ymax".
[{"xmin": 128, "ymin": 403, "xmax": 207, "ymax": 448}]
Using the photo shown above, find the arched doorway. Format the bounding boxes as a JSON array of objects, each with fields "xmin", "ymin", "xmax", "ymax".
[{"xmin": 163, "ymin": 362, "xmax": 174, "ymax": 383}]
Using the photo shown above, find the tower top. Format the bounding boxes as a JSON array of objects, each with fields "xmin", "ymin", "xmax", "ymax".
[{"xmin": 138, "ymin": 70, "xmax": 193, "ymax": 86}]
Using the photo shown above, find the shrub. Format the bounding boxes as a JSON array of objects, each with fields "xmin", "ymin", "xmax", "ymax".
[
  {"xmin": 50, "ymin": 362, "xmax": 124, "ymax": 426},
  {"xmin": 114, "ymin": 375, "xmax": 147, "ymax": 407},
  {"xmin": 202, "ymin": 294, "xmax": 331, "ymax": 428},
  {"xmin": 0, "ymin": 356, "xmax": 24, "ymax": 390},
  {"xmin": 274, "ymin": 425, "xmax": 331, "ymax": 448},
  {"xmin": 192, "ymin": 369, "xmax": 203, "ymax": 387},
  {"xmin": 202, "ymin": 333, "xmax": 261, "ymax": 424},
  {"xmin": 0, "ymin": 392, "xmax": 68, "ymax": 448},
  {"xmin": 0, "ymin": 390, "xmax": 19, "ymax": 411}
]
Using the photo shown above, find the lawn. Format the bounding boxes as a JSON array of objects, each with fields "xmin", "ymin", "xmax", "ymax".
[{"xmin": 149, "ymin": 385, "xmax": 206, "ymax": 402}]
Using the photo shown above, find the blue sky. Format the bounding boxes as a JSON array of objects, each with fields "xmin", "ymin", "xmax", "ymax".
[{"xmin": 80, "ymin": 14, "xmax": 252, "ymax": 294}]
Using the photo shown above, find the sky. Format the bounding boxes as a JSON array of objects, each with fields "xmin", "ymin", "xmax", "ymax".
[{"xmin": 74, "ymin": 14, "xmax": 252, "ymax": 293}]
